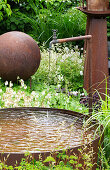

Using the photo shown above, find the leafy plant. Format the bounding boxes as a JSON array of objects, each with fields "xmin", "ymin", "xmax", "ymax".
[
  {"xmin": 0, "ymin": 0, "xmax": 12, "ymax": 21},
  {"xmin": 0, "ymin": 146, "xmax": 94, "ymax": 169},
  {"xmin": 80, "ymin": 92, "xmax": 102, "ymax": 111},
  {"xmin": 83, "ymin": 80, "xmax": 110, "ymax": 169},
  {"xmin": 34, "ymin": 45, "xmax": 84, "ymax": 91}
]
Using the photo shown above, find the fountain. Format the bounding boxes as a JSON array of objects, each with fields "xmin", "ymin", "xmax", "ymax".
[
  {"xmin": 0, "ymin": 107, "xmax": 101, "ymax": 169},
  {"xmin": 0, "ymin": 0, "xmax": 109, "ymax": 169}
]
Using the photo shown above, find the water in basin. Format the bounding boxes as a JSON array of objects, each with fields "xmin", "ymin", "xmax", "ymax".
[{"xmin": 0, "ymin": 110, "xmax": 96, "ymax": 153}]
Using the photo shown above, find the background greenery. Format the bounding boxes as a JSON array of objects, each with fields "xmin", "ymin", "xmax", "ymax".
[
  {"xmin": 0, "ymin": 0, "xmax": 110, "ymax": 44},
  {"xmin": 0, "ymin": 0, "xmax": 86, "ymax": 47}
]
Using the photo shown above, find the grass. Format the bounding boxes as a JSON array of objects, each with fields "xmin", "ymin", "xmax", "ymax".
[{"xmin": 82, "ymin": 81, "xmax": 110, "ymax": 169}]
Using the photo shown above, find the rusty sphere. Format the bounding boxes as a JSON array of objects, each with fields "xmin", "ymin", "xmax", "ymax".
[{"xmin": 0, "ymin": 31, "xmax": 41, "ymax": 82}]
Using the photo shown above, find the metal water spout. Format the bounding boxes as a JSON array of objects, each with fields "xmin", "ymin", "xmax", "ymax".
[
  {"xmin": 49, "ymin": 30, "xmax": 92, "ymax": 49},
  {"xmin": 49, "ymin": 30, "xmax": 58, "ymax": 49},
  {"xmin": 49, "ymin": 30, "xmax": 93, "ymax": 115}
]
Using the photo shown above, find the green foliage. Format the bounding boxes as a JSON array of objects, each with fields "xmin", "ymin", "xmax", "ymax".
[
  {"xmin": 0, "ymin": 44, "xmax": 86, "ymax": 112},
  {"xmin": 0, "ymin": 0, "xmax": 86, "ymax": 47},
  {"xmin": 99, "ymin": 92, "xmax": 110, "ymax": 168},
  {"xmin": 16, "ymin": 7, "xmax": 86, "ymax": 46},
  {"xmin": 43, "ymin": 156, "xmax": 56, "ymax": 163},
  {"xmin": 107, "ymin": 17, "xmax": 110, "ymax": 39},
  {"xmin": 34, "ymin": 45, "xmax": 84, "ymax": 91},
  {"xmin": 0, "ymin": 148, "xmax": 94, "ymax": 169},
  {"xmin": 0, "ymin": 80, "xmax": 86, "ymax": 112},
  {"xmin": 0, "ymin": 0, "xmax": 12, "ymax": 21},
  {"xmin": 84, "ymin": 79, "xmax": 110, "ymax": 169}
]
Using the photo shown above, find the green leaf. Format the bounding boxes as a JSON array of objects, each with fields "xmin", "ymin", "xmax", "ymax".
[
  {"xmin": 7, "ymin": 4, "xmax": 11, "ymax": 8},
  {"xmin": 2, "ymin": 4, "xmax": 6, "ymax": 10},
  {"xmin": 0, "ymin": 11, "xmax": 3, "ymax": 21},
  {"xmin": 69, "ymin": 155, "xmax": 78, "ymax": 160},
  {"xmin": 43, "ymin": 156, "xmax": 56, "ymax": 163},
  {"xmin": 11, "ymin": 23, "xmax": 17, "ymax": 30},
  {"xmin": 69, "ymin": 160, "xmax": 77, "ymax": 165},
  {"xmin": 0, "ymin": 5, "xmax": 2, "ymax": 10},
  {"xmin": 76, "ymin": 163, "xmax": 82, "ymax": 167},
  {"xmin": 6, "ymin": 7, "xmax": 12, "ymax": 16}
]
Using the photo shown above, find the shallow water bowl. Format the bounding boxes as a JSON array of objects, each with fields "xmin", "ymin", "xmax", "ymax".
[{"xmin": 0, "ymin": 107, "xmax": 102, "ymax": 169}]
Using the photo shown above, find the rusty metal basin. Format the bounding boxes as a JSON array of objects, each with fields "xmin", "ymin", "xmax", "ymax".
[
  {"xmin": 0, "ymin": 31, "xmax": 41, "ymax": 82},
  {"xmin": 0, "ymin": 107, "xmax": 102, "ymax": 169}
]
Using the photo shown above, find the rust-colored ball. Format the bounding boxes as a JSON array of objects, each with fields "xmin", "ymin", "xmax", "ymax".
[{"xmin": 0, "ymin": 31, "xmax": 41, "ymax": 82}]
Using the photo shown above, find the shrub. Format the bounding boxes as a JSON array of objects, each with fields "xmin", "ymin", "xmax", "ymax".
[{"xmin": 34, "ymin": 45, "xmax": 84, "ymax": 91}]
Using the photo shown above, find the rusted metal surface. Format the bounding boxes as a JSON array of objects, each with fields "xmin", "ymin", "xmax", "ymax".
[
  {"xmin": 0, "ymin": 107, "xmax": 102, "ymax": 170},
  {"xmin": 49, "ymin": 35, "xmax": 92, "ymax": 48},
  {"xmin": 77, "ymin": 7, "xmax": 110, "ymax": 17},
  {"xmin": 88, "ymin": 38, "xmax": 92, "ymax": 115},
  {"xmin": 57, "ymin": 35, "xmax": 92, "ymax": 43},
  {"xmin": 0, "ymin": 31, "xmax": 41, "ymax": 82},
  {"xmin": 86, "ymin": 0, "xmax": 109, "ymax": 11},
  {"xmin": 84, "ymin": 17, "xmax": 109, "ymax": 99},
  {"xmin": 79, "ymin": 0, "xmax": 109, "ymax": 100}
]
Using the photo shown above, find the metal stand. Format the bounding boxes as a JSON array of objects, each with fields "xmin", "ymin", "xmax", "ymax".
[
  {"xmin": 78, "ymin": 7, "xmax": 110, "ymax": 100},
  {"xmin": 84, "ymin": 16, "xmax": 108, "ymax": 99}
]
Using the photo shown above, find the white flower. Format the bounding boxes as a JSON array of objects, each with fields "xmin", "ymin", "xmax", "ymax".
[
  {"xmin": 9, "ymin": 81, "xmax": 13, "ymax": 88},
  {"xmin": 60, "ymin": 59, "xmax": 64, "ymax": 62},
  {"xmin": 0, "ymin": 89, "xmax": 2, "ymax": 93},
  {"xmin": 5, "ymin": 81, "xmax": 8, "ymax": 86},
  {"xmin": 72, "ymin": 91, "xmax": 78, "ymax": 96},
  {"xmin": 74, "ymin": 45, "xmax": 78, "ymax": 50},
  {"xmin": 57, "ymin": 84, "xmax": 61, "ymax": 88},
  {"xmin": 19, "ymin": 79, "xmax": 24, "ymax": 88},
  {"xmin": 24, "ymin": 85, "xmax": 27, "ymax": 89},
  {"xmin": 42, "ymin": 91, "xmax": 45, "ymax": 95},
  {"xmin": 80, "ymin": 93, "xmax": 84, "ymax": 96},
  {"xmin": 46, "ymin": 93, "xmax": 51, "ymax": 99},
  {"xmin": 31, "ymin": 91, "xmax": 36, "ymax": 96},
  {"xmin": 55, "ymin": 93, "xmax": 58, "ymax": 96},
  {"xmin": 58, "ymin": 75, "xmax": 63, "ymax": 81},
  {"xmin": 80, "ymin": 71, "xmax": 83, "ymax": 76},
  {"xmin": 13, "ymin": 91, "xmax": 16, "ymax": 95},
  {"xmin": 78, "ymin": 59, "xmax": 82, "ymax": 64},
  {"xmin": 47, "ymin": 101, "xmax": 50, "ymax": 105},
  {"xmin": 17, "ymin": 76, "xmax": 20, "ymax": 80}
]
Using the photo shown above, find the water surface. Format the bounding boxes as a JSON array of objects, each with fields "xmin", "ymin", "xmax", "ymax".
[{"xmin": 0, "ymin": 110, "xmax": 96, "ymax": 153}]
